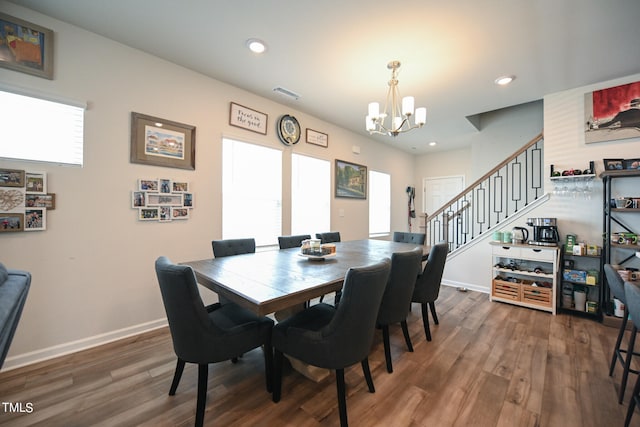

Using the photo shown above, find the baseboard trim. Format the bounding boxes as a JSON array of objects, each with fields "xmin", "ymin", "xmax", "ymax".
[
  {"xmin": 1, "ymin": 318, "xmax": 168, "ymax": 372},
  {"xmin": 442, "ymin": 280, "xmax": 488, "ymax": 294}
]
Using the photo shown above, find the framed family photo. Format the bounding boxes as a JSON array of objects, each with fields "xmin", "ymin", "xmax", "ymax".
[
  {"xmin": 0, "ymin": 168, "xmax": 25, "ymax": 187},
  {"xmin": 335, "ymin": 159, "xmax": 367, "ymax": 199},
  {"xmin": 0, "ymin": 12, "xmax": 54, "ymax": 79},
  {"xmin": 130, "ymin": 112, "xmax": 196, "ymax": 170}
]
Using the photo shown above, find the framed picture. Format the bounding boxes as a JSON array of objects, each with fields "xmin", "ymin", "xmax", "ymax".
[
  {"xmin": 306, "ymin": 128, "xmax": 328, "ymax": 147},
  {"xmin": 603, "ymin": 158, "xmax": 624, "ymax": 171},
  {"xmin": 159, "ymin": 206, "xmax": 171, "ymax": 222},
  {"xmin": 138, "ymin": 178, "xmax": 159, "ymax": 192},
  {"xmin": 24, "ymin": 208, "xmax": 46, "ymax": 231},
  {"xmin": 335, "ymin": 159, "xmax": 367, "ymax": 199},
  {"xmin": 585, "ymin": 81, "xmax": 640, "ymax": 144},
  {"xmin": 229, "ymin": 102, "xmax": 268, "ymax": 135},
  {"xmin": 25, "ymin": 172, "xmax": 46, "ymax": 193},
  {"xmin": 624, "ymin": 158, "xmax": 640, "ymax": 170},
  {"xmin": 183, "ymin": 192, "xmax": 194, "ymax": 207},
  {"xmin": 0, "ymin": 212, "xmax": 24, "ymax": 232},
  {"xmin": 0, "ymin": 168, "xmax": 25, "ymax": 187},
  {"xmin": 172, "ymin": 181, "xmax": 189, "ymax": 192},
  {"xmin": 25, "ymin": 193, "xmax": 55, "ymax": 209},
  {"xmin": 0, "ymin": 12, "xmax": 54, "ymax": 80},
  {"xmin": 159, "ymin": 178, "xmax": 172, "ymax": 193},
  {"xmin": 132, "ymin": 191, "xmax": 146, "ymax": 208},
  {"xmin": 130, "ymin": 112, "xmax": 196, "ymax": 170},
  {"xmin": 139, "ymin": 208, "xmax": 159, "ymax": 221},
  {"xmin": 171, "ymin": 207, "xmax": 190, "ymax": 220}
]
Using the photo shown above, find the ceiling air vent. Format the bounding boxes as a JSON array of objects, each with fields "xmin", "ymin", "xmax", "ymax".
[{"xmin": 273, "ymin": 87, "xmax": 301, "ymax": 100}]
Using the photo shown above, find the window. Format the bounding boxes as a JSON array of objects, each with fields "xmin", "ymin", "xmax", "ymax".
[
  {"xmin": 222, "ymin": 138, "xmax": 282, "ymax": 246},
  {"xmin": 369, "ymin": 170, "xmax": 391, "ymax": 236},
  {"xmin": 0, "ymin": 88, "xmax": 85, "ymax": 166},
  {"xmin": 291, "ymin": 154, "xmax": 330, "ymax": 236}
]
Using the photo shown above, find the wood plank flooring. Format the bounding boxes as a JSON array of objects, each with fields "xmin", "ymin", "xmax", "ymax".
[{"xmin": 1, "ymin": 286, "xmax": 638, "ymax": 426}]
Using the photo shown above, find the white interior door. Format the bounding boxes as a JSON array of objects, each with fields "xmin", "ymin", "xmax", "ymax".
[{"xmin": 423, "ymin": 175, "xmax": 464, "ymax": 215}]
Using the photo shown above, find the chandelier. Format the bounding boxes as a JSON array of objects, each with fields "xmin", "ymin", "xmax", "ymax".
[{"xmin": 365, "ymin": 61, "xmax": 426, "ymax": 137}]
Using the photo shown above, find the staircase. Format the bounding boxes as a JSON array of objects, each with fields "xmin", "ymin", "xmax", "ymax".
[{"xmin": 422, "ymin": 132, "xmax": 545, "ymax": 252}]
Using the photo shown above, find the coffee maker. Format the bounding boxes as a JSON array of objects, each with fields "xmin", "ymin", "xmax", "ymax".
[{"xmin": 526, "ymin": 217, "xmax": 560, "ymax": 246}]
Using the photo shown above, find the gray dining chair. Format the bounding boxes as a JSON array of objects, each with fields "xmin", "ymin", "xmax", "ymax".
[
  {"xmin": 155, "ymin": 256, "xmax": 274, "ymax": 427},
  {"xmin": 316, "ymin": 231, "xmax": 341, "ymax": 244},
  {"xmin": 624, "ymin": 281, "xmax": 640, "ymax": 427},
  {"xmin": 605, "ymin": 264, "xmax": 638, "ymax": 404},
  {"xmin": 212, "ymin": 238, "xmax": 256, "ymax": 257},
  {"xmin": 377, "ymin": 248, "xmax": 423, "ymax": 373},
  {"xmin": 278, "ymin": 234, "xmax": 311, "ymax": 249},
  {"xmin": 412, "ymin": 243, "xmax": 448, "ymax": 341},
  {"xmin": 0, "ymin": 263, "xmax": 31, "ymax": 370},
  {"xmin": 392, "ymin": 231, "xmax": 426, "ymax": 245},
  {"xmin": 272, "ymin": 259, "xmax": 391, "ymax": 427}
]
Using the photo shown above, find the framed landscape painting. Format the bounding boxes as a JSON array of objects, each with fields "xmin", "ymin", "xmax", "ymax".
[{"xmin": 335, "ymin": 159, "xmax": 367, "ymax": 199}]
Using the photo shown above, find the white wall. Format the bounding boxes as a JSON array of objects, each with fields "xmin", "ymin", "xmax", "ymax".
[{"xmin": 0, "ymin": 3, "xmax": 415, "ymax": 369}]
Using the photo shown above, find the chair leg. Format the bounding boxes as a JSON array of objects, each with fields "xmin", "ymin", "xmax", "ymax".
[
  {"xmin": 272, "ymin": 350, "xmax": 284, "ymax": 403},
  {"xmin": 382, "ymin": 325, "xmax": 393, "ymax": 373},
  {"xmin": 361, "ymin": 358, "xmax": 375, "ymax": 393},
  {"xmin": 169, "ymin": 358, "xmax": 185, "ymax": 395},
  {"xmin": 421, "ymin": 303, "xmax": 432, "ymax": 341},
  {"xmin": 336, "ymin": 368, "xmax": 348, "ymax": 427},
  {"xmin": 334, "ymin": 290, "xmax": 342, "ymax": 306},
  {"xmin": 429, "ymin": 301, "xmax": 439, "ymax": 325},
  {"xmin": 263, "ymin": 335, "xmax": 273, "ymax": 393},
  {"xmin": 401, "ymin": 320, "xmax": 414, "ymax": 352},
  {"xmin": 195, "ymin": 364, "xmax": 208, "ymax": 427},
  {"xmin": 611, "ymin": 310, "xmax": 630, "ymax": 376},
  {"xmin": 620, "ymin": 325, "xmax": 638, "ymax": 404},
  {"xmin": 625, "ymin": 371, "xmax": 640, "ymax": 427}
]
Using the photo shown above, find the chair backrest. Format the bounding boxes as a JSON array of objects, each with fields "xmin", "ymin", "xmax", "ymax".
[
  {"xmin": 316, "ymin": 232, "xmax": 341, "ymax": 244},
  {"xmin": 413, "ymin": 243, "xmax": 448, "ymax": 302},
  {"xmin": 625, "ymin": 281, "xmax": 640, "ymax": 329},
  {"xmin": 392, "ymin": 231, "xmax": 426, "ymax": 245},
  {"xmin": 605, "ymin": 264, "xmax": 626, "ymax": 304},
  {"xmin": 155, "ymin": 256, "xmax": 222, "ymax": 363},
  {"xmin": 377, "ymin": 248, "xmax": 423, "ymax": 325},
  {"xmin": 212, "ymin": 238, "xmax": 256, "ymax": 257},
  {"xmin": 278, "ymin": 234, "xmax": 311, "ymax": 249},
  {"xmin": 318, "ymin": 259, "xmax": 390, "ymax": 366},
  {"xmin": 0, "ymin": 263, "xmax": 31, "ymax": 369}
]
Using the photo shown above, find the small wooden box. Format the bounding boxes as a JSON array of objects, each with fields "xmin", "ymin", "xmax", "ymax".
[
  {"xmin": 492, "ymin": 279, "xmax": 520, "ymax": 301},
  {"xmin": 522, "ymin": 284, "xmax": 552, "ymax": 307}
]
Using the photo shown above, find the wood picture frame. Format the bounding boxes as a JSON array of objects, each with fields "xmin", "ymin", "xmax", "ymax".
[
  {"xmin": 0, "ymin": 168, "xmax": 25, "ymax": 187},
  {"xmin": 25, "ymin": 193, "xmax": 55, "ymax": 209},
  {"xmin": 335, "ymin": 159, "xmax": 367, "ymax": 199},
  {"xmin": 130, "ymin": 112, "xmax": 196, "ymax": 170},
  {"xmin": 0, "ymin": 212, "xmax": 24, "ymax": 232},
  {"xmin": 0, "ymin": 12, "xmax": 54, "ymax": 80},
  {"xmin": 306, "ymin": 128, "xmax": 328, "ymax": 147},
  {"xmin": 229, "ymin": 102, "xmax": 268, "ymax": 135}
]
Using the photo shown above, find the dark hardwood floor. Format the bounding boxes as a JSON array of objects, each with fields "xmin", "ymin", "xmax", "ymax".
[{"xmin": 0, "ymin": 286, "xmax": 637, "ymax": 426}]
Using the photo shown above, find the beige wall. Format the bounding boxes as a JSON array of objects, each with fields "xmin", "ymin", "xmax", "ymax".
[{"xmin": 0, "ymin": 3, "xmax": 415, "ymax": 369}]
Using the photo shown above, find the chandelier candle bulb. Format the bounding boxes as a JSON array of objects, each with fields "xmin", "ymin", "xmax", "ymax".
[
  {"xmin": 415, "ymin": 107, "xmax": 427, "ymax": 125},
  {"xmin": 402, "ymin": 96, "xmax": 414, "ymax": 116},
  {"xmin": 368, "ymin": 102, "xmax": 380, "ymax": 117}
]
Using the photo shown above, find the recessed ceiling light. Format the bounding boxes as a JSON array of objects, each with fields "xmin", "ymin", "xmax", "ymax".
[
  {"xmin": 429, "ymin": 141, "xmax": 437, "ymax": 146},
  {"xmin": 246, "ymin": 38, "xmax": 266, "ymax": 54},
  {"xmin": 494, "ymin": 75, "xmax": 515, "ymax": 86}
]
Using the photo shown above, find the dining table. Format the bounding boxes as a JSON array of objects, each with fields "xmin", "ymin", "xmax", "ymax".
[{"xmin": 183, "ymin": 239, "xmax": 430, "ymax": 316}]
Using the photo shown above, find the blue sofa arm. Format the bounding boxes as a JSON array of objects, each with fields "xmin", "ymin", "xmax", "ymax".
[{"xmin": 0, "ymin": 263, "xmax": 31, "ymax": 369}]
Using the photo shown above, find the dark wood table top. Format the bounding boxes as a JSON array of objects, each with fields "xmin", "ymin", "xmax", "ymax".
[{"xmin": 183, "ymin": 239, "xmax": 429, "ymax": 316}]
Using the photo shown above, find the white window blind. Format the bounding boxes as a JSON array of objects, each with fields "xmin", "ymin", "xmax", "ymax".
[
  {"xmin": 369, "ymin": 170, "xmax": 391, "ymax": 236},
  {"xmin": 291, "ymin": 154, "xmax": 330, "ymax": 236},
  {"xmin": 222, "ymin": 138, "xmax": 282, "ymax": 246},
  {"xmin": 0, "ymin": 88, "xmax": 85, "ymax": 166}
]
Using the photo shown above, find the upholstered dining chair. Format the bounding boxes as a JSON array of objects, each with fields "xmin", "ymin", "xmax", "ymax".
[
  {"xmin": 623, "ymin": 281, "xmax": 640, "ymax": 427},
  {"xmin": 0, "ymin": 263, "xmax": 31, "ymax": 369},
  {"xmin": 278, "ymin": 234, "xmax": 311, "ymax": 249},
  {"xmin": 376, "ymin": 248, "xmax": 423, "ymax": 373},
  {"xmin": 316, "ymin": 231, "xmax": 341, "ymax": 244},
  {"xmin": 155, "ymin": 256, "xmax": 274, "ymax": 427},
  {"xmin": 412, "ymin": 242, "xmax": 448, "ymax": 342},
  {"xmin": 272, "ymin": 259, "xmax": 391, "ymax": 427},
  {"xmin": 212, "ymin": 238, "xmax": 256, "ymax": 257},
  {"xmin": 605, "ymin": 264, "xmax": 638, "ymax": 404},
  {"xmin": 392, "ymin": 231, "xmax": 426, "ymax": 245}
]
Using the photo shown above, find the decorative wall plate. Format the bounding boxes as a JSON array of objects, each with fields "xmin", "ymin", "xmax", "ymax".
[{"xmin": 277, "ymin": 114, "xmax": 301, "ymax": 145}]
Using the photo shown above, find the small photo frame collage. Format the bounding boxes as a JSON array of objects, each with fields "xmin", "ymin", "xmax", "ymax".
[
  {"xmin": 0, "ymin": 168, "xmax": 53, "ymax": 233},
  {"xmin": 132, "ymin": 178, "xmax": 193, "ymax": 222}
]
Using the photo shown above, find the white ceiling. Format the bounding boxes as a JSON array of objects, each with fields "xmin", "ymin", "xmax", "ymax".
[{"xmin": 9, "ymin": 0, "xmax": 640, "ymax": 154}]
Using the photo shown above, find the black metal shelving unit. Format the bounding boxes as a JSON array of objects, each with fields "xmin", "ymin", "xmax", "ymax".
[{"xmin": 558, "ymin": 245, "xmax": 602, "ymax": 320}]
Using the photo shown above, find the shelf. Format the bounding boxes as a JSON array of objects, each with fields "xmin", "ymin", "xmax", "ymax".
[
  {"xmin": 610, "ymin": 243, "xmax": 640, "ymax": 250},
  {"xmin": 600, "ymin": 170, "xmax": 640, "ymax": 179},
  {"xmin": 493, "ymin": 267, "xmax": 554, "ymax": 279},
  {"xmin": 563, "ymin": 252, "xmax": 601, "ymax": 259},
  {"xmin": 550, "ymin": 174, "xmax": 596, "ymax": 181},
  {"xmin": 562, "ymin": 280, "xmax": 599, "ymax": 286}
]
